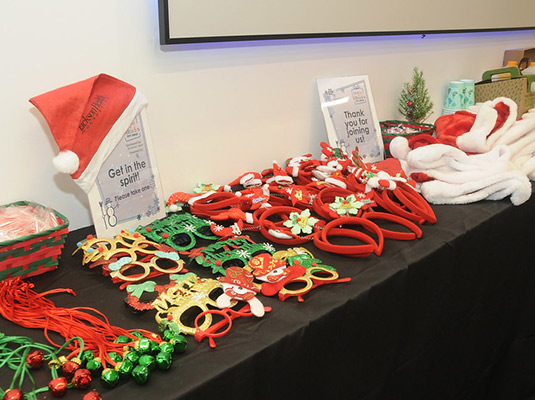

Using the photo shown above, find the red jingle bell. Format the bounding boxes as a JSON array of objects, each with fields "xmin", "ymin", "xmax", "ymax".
[
  {"xmin": 61, "ymin": 360, "xmax": 80, "ymax": 380},
  {"xmin": 3, "ymin": 388, "xmax": 23, "ymax": 400},
  {"xmin": 82, "ymin": 391, "xmax": 102, "ymax": 400},
  {"xmin": 72, "ymin": 368, "xmax": 92, "ymax": 390},
  {"xmin": 48, "ymin": 377, "xmax": 68, "ymax": 397},
  {"xmin": 26, "ymin": 350, "xmax": 44, "ymax": 369}
]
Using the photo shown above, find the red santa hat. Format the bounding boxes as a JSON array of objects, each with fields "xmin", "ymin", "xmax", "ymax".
[
  {"xmin": 435, "ymin": 97, "xmax": 517, "ymax": 153},
  {"xmin": 30, "ymin": 74, "xmax": 147, "ymax": 192},
  {"xmin": 218, "ymin": 267, "xmax": 260, "ymax": 293}
]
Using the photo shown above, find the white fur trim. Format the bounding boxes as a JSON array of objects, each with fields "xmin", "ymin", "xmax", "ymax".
[
  {"xmin": 312, "ymin": 170, "xmax": 329, "ymax": 181},
  {"xmin": 389, "ymin": 137, "xmax": 410, "ymax": 160},
  {"xmin": 401, "ymin": 145, "xmax": 512, "ymax": 184},
  {"xmin": 508, "ymin": 131, "xmax": 535, "ymax": 161},
  {"xmin": 53, "ymin": 150, "xmax": 79, "ymax": 174},
  {"xmin": 74, "ymin": 90, "xmax": 147, "ymax": 192},
  {"xmin": 522, "ymin": 157, "xmax": 535, "ymax": 180},
  {"xmin": 325, "ymin": 176, "xmax": 347, "ymax": 189},
  {"xmin": 456, "ymin": 103, "xmax": 496, "ymax": 153},
  {"xmin": 275, "ymin": 176, "xmax": 294, "ymax": 185},
  {"xmin": 407, "ymin": 143, "xmax": 465, "ymax": 170},
  {"xmin": 485, "ymin": 97, "xmax": 518, "ymax": 149},
  {"xmin": 493, "ymin": 117, "xmax": 535, "ymax": 148},
  {"xmin": 420, "ymin": 170, "xmax": 530, "ymax": 205},
  {"xmin": 240, "ymin": 173, "xmax": 255, "ymax": 185},
  {"xmin": 188, "ymin": 190, "xmax": 215, "ymax": 206},
  {"xmin": 241, "ymin": 173, "xmax": 262, "ymax": 188}
]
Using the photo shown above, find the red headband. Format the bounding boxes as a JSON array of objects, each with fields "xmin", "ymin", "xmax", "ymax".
[
  {"xmin": 312, "ymin": 186, "xmax": 373, "ymax": 220},
  {"xmin": 313, "ymin": 217, "xmax": 384, "ymax": 257},
  {"xmin": 362, "ymin": 211, "xmax": 422, "ymax": 240},
  {"xmin": 375, "ymin": 183, "xmax": 436, "ymax": 225},
  {"xmin": 256, "ymin": 206, "xmax": 324, "ymax": 245}
]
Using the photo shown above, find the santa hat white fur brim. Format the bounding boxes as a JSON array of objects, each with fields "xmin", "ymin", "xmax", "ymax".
[
  {"xmin": 397, "ymin": 142, "xmax": 512, "ymax": 184},
  {"xmin": 484, "ymin": 97, "xmax": 518, "ymax": 149},
  {"xmin": 455, "ymin": 97, "xmax": 518, "ymax": 153},
  {"xmin": 455, "ymin": 102, "xmax": 497, "ymax": 153},
  {"xmin": 420, "ymin": 170, "xmax": 531, "ymax": 206},
  {"xmin": 494, "ymin": 116, "xmax": 535, "ymax": 148}
]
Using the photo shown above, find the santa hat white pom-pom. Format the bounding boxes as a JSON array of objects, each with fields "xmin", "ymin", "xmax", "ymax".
[
  {"xmin": 390, "ymin": 137, "xmax": 411, "ymax": 160},
  {"xmin": 52, "ymin": 150, "xmax": 79, "ymax": 174},
  {"xmin": 169, "ymin": 204, "xmax": 179, "ymax": 212}
]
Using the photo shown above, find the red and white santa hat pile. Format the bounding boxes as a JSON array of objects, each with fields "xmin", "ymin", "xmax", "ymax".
[
  {"xmin": 30, "ymin": 74, "xmax": 147, "ymax": 192},
  {"xmin": 390, "ymin": 97, "xmax": 534, "ymax": 206}
]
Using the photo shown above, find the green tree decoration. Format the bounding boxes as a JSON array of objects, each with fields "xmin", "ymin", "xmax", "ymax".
[{"xmin": 398, "ymin": 67, "xmax": 433, "ymax": 123}]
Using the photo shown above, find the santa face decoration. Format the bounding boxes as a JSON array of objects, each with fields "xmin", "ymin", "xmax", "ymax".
[
  {"xmin": 220, "ymin": 282, "xmax": 257, "ymax": 302},
  {"xmin": 217, "ymin": 267, "xmax": 264, "ymax": 317},
  {"xmin": 255, "ymin": 266, "xmax": 290, "ymax": 283},
  {"xmin": 248, "ymin": 254, "xmax": 288, "ymax": 282}
]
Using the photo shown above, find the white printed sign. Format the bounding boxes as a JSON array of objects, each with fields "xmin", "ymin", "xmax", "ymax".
[
  {"xmin": 87, "ymin": 109, "xmax": 166, "ymax": 237},
  {"xmin": 317, "ymin": 75, "xmax": 384, "ymax": 162}
]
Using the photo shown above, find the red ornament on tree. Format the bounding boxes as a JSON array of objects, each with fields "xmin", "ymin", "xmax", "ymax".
[
  {"xmin": 407, "ymin": 100, "xmax": 413, "ymax": 108},
  {"xmin": 3, "ymin": 389, "xmax": 23, "ymax": 400},
  {"xmin": 72, "ymin": 368, "xmax": 92, "ymax": 390},
  {"xmin": 82, "ymin": 391, "xmax": 102, "ymax": 400},
  {"xmin": 26, "ymin": 350, "xmax": 44, "ymax": 369},
  {"xmin": 48, "ymin": 377, "xmax": 68, "ymax": 397},
  {"xmin": 61, "ymin": 360, "xmax": 80, "ymax": 380}
]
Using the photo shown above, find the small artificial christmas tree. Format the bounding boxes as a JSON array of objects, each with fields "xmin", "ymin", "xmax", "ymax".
[{"xmin": 398, "ymin": 67, "xmax": 433, "ymax": 123}]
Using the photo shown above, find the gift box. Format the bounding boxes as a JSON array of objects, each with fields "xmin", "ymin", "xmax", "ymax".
[
  {"xmin": 380, "ymin": 120, "xmax": 435, "ymax": 157},
  {"xmin": 475, "ymin": 66, "xmax": 535, "ymax": 116},
  {"xmin": 0, "ymin": 201, "xmax": 69, "ymax": 280}
]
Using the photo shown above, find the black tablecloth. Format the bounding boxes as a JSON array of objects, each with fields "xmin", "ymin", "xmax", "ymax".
[{"xmin": 2, "ymin": 194, "xmax": 535, "ymax": 400}]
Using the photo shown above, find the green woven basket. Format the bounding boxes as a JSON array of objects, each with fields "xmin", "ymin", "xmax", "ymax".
[{"xmin": 0, "ymin": 201, "xmax": 69, "ymax": 280}]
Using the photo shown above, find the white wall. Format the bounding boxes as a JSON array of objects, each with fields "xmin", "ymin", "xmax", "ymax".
[{"xmin": 1, "ymin": 1, "xmax": 534, "ymax": 230}]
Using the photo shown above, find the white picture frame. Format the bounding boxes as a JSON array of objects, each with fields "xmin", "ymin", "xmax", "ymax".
[
  {"xmin": 316, "ymin": 75, "xmax": 384, "ymax": 162},
  {"xmin": 87, "ymin": 108, "xmax": 166, "ymax": 238}
]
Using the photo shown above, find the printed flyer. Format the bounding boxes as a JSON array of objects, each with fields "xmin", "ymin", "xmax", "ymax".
[
  {"xmin": 317, "ymin": 75, "xmax": 384, "ymax": 162},
  {"xmin": 88, "ymin": 109, "xmax": 166, "ymax": 237}
]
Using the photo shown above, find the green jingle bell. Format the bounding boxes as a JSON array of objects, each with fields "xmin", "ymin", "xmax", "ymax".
[
  {"xmin": 86, "ymin": 358, "xmax": 103, "ymax": 375},
  {"xmin": 161, "ymin": 329, "xmax": 175, "ymax": 342},
  {"xmin": 131, "ymin": 365, "xmax": 150, "ymax": 385},
  {"xmin": 170, "ymin": 335, "xmax": 188, "ymax": 354},
  {"xmin": 100, "ymin": 368, "xmax": 120, "ymax": 388},
  {"xmin": 81, "ymin": 350, "xmax": 95, "ymax": 365},
  {"xmin": 108, "ymin": 352, "xmax": 123, "ymax": 363},
  {"xmin": 159, "ymin": 342, "xmax": 174, "ymax": 354},
  {"xmin": 135, "ymin": 338, "xmax": 152, "ymax": 354},
  {"xmin": 149, "ymin": 340, "xmax": 160, "ymax": 355},
  {"xmin": 115, "ymin": 335, "xmax": 132, "ymax": 344},
  {"xmin": 123, "ymin": 351, "xmax": 140, "ymax": 365},
  {"xmin": 115, "ymin": 359, "xmax": 134, "ymax": 380},
  {"xmin": 155, "ymin": 351, "xmax": 172, "ymax": 371},
  {"xmin": 130, "ymin": 331, "xmax": 144, "ymax": 339},
  {"xmin": 138, "ymin": 354, "xmax": 156, "ymax": 372}
]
